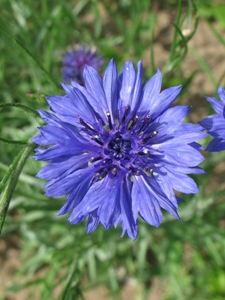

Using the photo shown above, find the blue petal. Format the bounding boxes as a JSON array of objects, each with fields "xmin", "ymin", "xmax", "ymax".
[
  {"xmin": 97, "ymin": 176, "xmax": 121, "ymax": 230},
  {"xmin": 119, "ymin": 176, "xmax": 138, "ymax": 240},
  {"xmin": 144, "ymin": 118, "xmax": 206, "ymax": 147},
  {"xmin": 58, "ymin": 169, "xmax": 94, "ymax": 215},
  {"xmin": 119, "ymin": 61, "xmax": 136, "ymax": 110},
  {"xmin": 176, "ymin": 196, "xmax": 185, "ymax": 203},
  {"xmin": 151, "ymin": 180, "xmax": 179, "ymax": 219},
  {"xmin": 163, "ymin": 168, "xmax": 199, "ymax": 194},
  {"xmin": 206, "ymin": 137, "xmax": 225, "ymax": 152},
  {"xmin": 32, "ymin": 148, "xmax": 45, "ymax": 159},
  {"xmin": 36, "ymin": 154, "xmax": 91, "ymax": 180},
  {"xmin": 201, "ymin": 115, "xmax": 225, "ymax": 138},
  {"xmin": 132, "ymin": 176, "xmax": 163, "ymax": 227},
  {"xmin": 38, "ymin": 125, "xmax": 73, "ymax": 145},
  {"xmin": 144, "ymin": 175, "xmax": 179, "ymax": 219},
  {"xmin": 34, "ymin": 148, "xmax": 45, "ymax": 155},
  {"xmin": 83, "ymin": 65, "xmax": 108, "ymax": 122},
  {"xmin": 217, "ymin": 86, "xmax": 225, "ymax": 104},
  {"xmin": 37, "ymin": 110, "xmax": 64, "ymax": 126},
  {"xmin": 71, "ymin": 80, "xmax": 106, "ymax": 123},
  {"xmin": 199, "ymin": 116, "xmax": 213, "ymax": 131},
  {"xmin": 68, "ymin": 177, "xmax": 109, "ymax": 224},
  {"xmin": 206, "ymin": 96, "xmax": 224, "ymax": 114},
  {"xmin": 172, "ymin": 124, "xmax": 207, "ymax": 143},
  {"xmin": 35, "ymin": 145, "xmax": 81, "ymax": 163},
  {"xmin": 153, "ymin": 143, "xmax": 204, "ymax": 167},
  {"xmin": 31, "ymin": 133, "xmax": 50, "ymax": 146},
  {"xmin": 139, "ymin": 69, "xmax": 162, "ymax": 112},
  {"xmin": 156, "ymin": 105, "xmax": 191, "ymax": 124},
  {"xmin": 36, "ymin": 141, "xmax": 95, "ymax": 163},
  {"xmin": 208, "ymin": 115, "xmax": 225, "ymax": 138},
  {"xmin": 149, "ymin": 85, "xmax": 182, "ymax": 120},
  {"xmin": 103, "ymin": 58, "xmax": 118, "ymax": 119},
  {"xmin": 35, "ymin": 124, "xmax": 101, "ymax": 163},
  {"xmin": 189, "ymin": 142, "xmax": 204, "ymax": 151},
  {"xmin": 151, "ymin": 172, "xmax": 178, "ymax": 208},
  {"xmin": 165, "ymin": 165, "xmax": 205, "ymax": 174},
  {"xmin": 61, "ymin": 83, "xmax": 98, "ymax": 118},
  {"xmin": 130, "ymin": 61, "xmax": 143, "ymax": 115},
  {"xmin": 86, "ymin": 210, "xmax": 100, "ymax": 233},
  {"xmin": 47, "ymin": 87, "xmax": 97, "ymax": 127},
  {"xmin": 46, "ymin": 162, "xmax": 98, "ymax": 197}
]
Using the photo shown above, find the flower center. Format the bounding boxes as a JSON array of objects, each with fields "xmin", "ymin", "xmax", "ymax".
[
  {"xmin": 106, "ymin": 135, "xmax": 132, "ymax": 161},
  {"xmin": 79, "ymin": 110, "xmax": 158, "ymax": 178}
]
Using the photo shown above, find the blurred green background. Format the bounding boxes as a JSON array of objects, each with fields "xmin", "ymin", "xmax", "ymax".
[{"xmin": 1, "ymin": 0, "xmax": 225, "ymax": 299}]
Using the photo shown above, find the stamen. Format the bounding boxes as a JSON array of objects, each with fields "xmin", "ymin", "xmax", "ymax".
[
  {"xmin": 111, "ymin": 167, "xmax": 118, "ymax": 176},
  {"xmin": 128, "ymin": 115, "xmax": 139, "ymax": 130},
  {"xmin": 129, "ymin": 166, "xmax": 140, "ymax": 176},
  {"xmin": 139, "ymin": 115, "xmax": 151, "ymax": 132},
  {"xmin": 106, "ymin": 112, "xmax": 113, "ymax": 130},
  {"xmin": 137, "ymin": 150, "xmax": 150, "ymax": 156},
  {"xmin": 93, "ymin": 168, "xmax": 108, "ymax": 182},
  {"xmin": 145, "ymin": 168, "xmax": 153, "ymax": 174},
  {"xmin": 79, "ymin": 118, "xmax": 96, "ymax": 133},
  {"xmin": 102, "ymin": 158, "xmax": 112, "ymax": 164},
  {"xmin": 91, "ymin": 135, "xmax": 104, "ymax": 145},
  {"xmin": 90, "ymin": 156, "xmax": 102, "ymax": 163},
  {"xmin": 122, "ymin": 105, "xmax": 130, "ymax": 123},
  {"xmin": 142, "ymin": 131, "xmax": 158, "ymax": 143}
]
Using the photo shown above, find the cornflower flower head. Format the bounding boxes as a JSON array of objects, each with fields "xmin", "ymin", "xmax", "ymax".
[
  {"xmin": 199, "ymin": 87, "xmax": 225, "ymax": 152},
  {"xmin": 32, "ymin": 59, "xmax": 206, "ymax": 240},
  {"xmin": 62, "ymin": 46, "xmax": 104, "ymax": 84}
]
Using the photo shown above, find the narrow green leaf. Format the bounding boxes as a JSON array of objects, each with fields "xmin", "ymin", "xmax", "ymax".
[
  {"xmin": 191, "ymin": 47, "xmax": 217, "ymax": 89},
  {"xmin": 208, "ymin": 22, "xmax": 225, "ymax": 47},
  {"xmin": 204, "ymin": 237, "xmax": 224, "ymax": 266},
  {"xmin": 0, "ymin": 141, "xmax": 36, "ymax": 234},
  {"xmin": 0, "ymin": 27, "xmax": 58, "ymax": 89}
]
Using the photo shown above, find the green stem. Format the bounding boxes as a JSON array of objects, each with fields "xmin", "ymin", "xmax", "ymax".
[
  {"xmin": 0, "ymin": 137, "xmax": 27, "ymax": 145},
  {"xmin": 0, "ymin": 141, "xmax": 36, "ymax": 234},
  {"xmin": 169, "ymin": 0, "xmax": 182, "ymax": 62},
  {"xmin": 0, "ymin": 102, "xmax": 39, "ymax": 117}
]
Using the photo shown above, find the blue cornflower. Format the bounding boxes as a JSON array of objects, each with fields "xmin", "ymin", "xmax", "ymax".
[
  {"xmin": 199, "ymin": 87, "xmax": 225, "ymax": 152},
  {"xmin": 62, "ymin": 46, "xmax": 104, "ymax": 84},
  {"xmin": 32, "ymin": 59, "xmax": 206, "ymax": 240}
]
